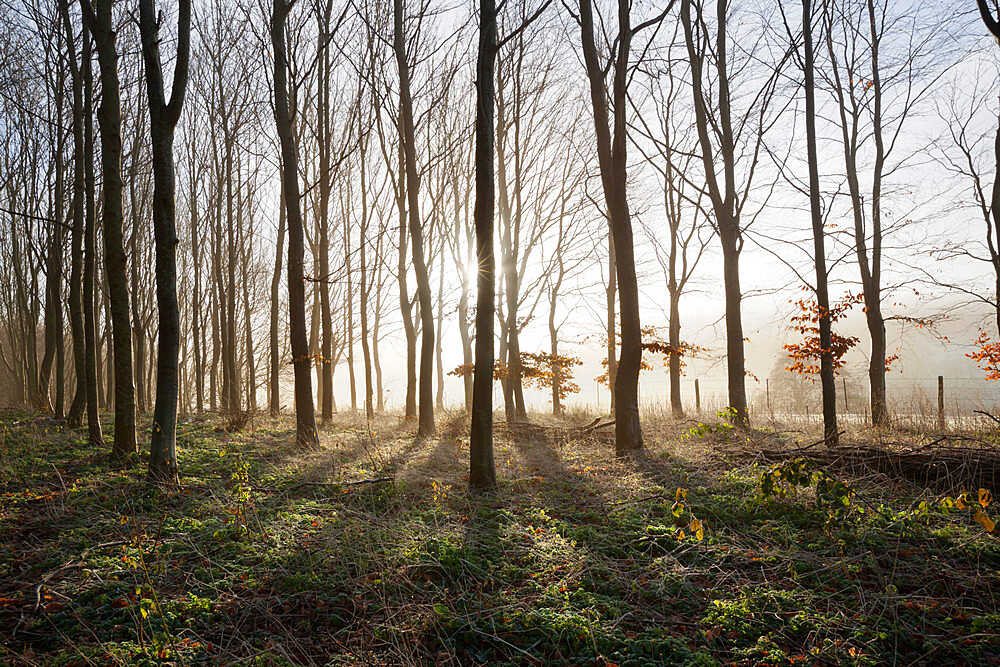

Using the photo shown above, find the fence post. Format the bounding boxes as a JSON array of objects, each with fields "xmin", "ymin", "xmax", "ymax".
[
  {"xmin": 842, "ymin": 377, "xmax": 848, "ymax": 415},
  {"xmin": 695, "ymin": 379, "xmax": 701, "ymax": 413},
  {"xmin": 937, "ymin": 376, "xmax": 945, "ymax": 430}
]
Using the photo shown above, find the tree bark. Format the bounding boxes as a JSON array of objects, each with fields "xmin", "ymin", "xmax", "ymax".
[
  {"xmin": 60, "ymin": 0, "xmax": 87, "ymax": 428},
  {"xmin": 470, "ymin": 0, "xmax": 498, "ymax": 490},
  {"xmin": 83, "ymin": 0, "xmax": 138, "ymax": 457},
  {"xmin": 392, "ymin": 0, "xmax": 435, "ymax": 437},
  {"xmin": 578, "ymin": 0, "xmax": 643, "ymax": 455},
  {"xmin": 802, "ymin": 0, "xmax": 838, "ymax": 445},
  {"xmin": 272, "ymin": 0, "xmax": 319, "ymax": 449}
]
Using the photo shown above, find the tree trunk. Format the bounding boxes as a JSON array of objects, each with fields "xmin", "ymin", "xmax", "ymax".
[
  {"xmin": 81, "ymin": 20, "xmax": 104, "ymax": 447},
  {"xmin": 271, "ymin": 0, "xmax": 319, "ymax": 449},
  {"xmin": 393, "ymin": 0, "xmax": 435, "ymax": 437},
  {"xmin": 127, "ymin": 113, "xmax": 146, "ymax": 416},
  {"xmin": 435, "ymin": 251, "xmax": 445, "ymax": 411},
  {"xmin": 394, "ymin": 140, "xmax": 417, "ymax": 419},
  {"xmin": 270, "ymin": 185, "xmax": 286, "ymax": 416},
  {"xmin": 84, "ymin": 0, "xmax": 138, "ymax": 457},
  {"xmin": 140, "ymin": 0, "xmax": 191, "ymax": 482},
  {"xmin": 606, "ymin": 231, "xmax": 617, "ymax": 414},
  {"xmin": 469, "ymin": 0, "xmax": 498, "ymax": 490},
  {"xmin": 60, "ymin": 0, "xmax": 87, "ymax": 428},
  {"xmin": 358, "ymin": 112, "xmax": 374, "ymax": 420},
  {"xmin": 802, "ymin": 0, "xmax": 838, "ymax": 445},
  {"xmin": 189, "ymin": 145, "xmax": 204, "ymax": 415},
  {"xmin": 317, "ymin": 22, "xmax": 334, "ymax": 423},
  {"xmin": 579, "ymin": 0, "xmax": 642, "ymax": 455},
  {"xmin": 39, "ymin": 67, "xmax": 66, "ymax": 416}
]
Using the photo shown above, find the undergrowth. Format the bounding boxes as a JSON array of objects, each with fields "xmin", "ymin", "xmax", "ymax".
[{"xmin": 0, "ymin": 409, "xmax": 998, "ymax": 665}]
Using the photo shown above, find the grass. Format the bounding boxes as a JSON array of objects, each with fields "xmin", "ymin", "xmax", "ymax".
[{"xmin": 1, "ymin": 407, "xmax": 999, "ymax": 665}]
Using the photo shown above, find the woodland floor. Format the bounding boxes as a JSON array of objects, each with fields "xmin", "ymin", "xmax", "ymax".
[{"xmin": 1, "ymin": 408, "xmax": 999, "ymax": 666}]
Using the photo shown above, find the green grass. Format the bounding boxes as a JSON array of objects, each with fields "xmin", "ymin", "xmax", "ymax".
[{"xmin": 1, "ymin": 408, "xmax": 999, "ymax": 665}]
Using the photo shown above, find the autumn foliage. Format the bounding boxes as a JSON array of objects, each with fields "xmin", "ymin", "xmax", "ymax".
[
  {"xmin": 596, "ymin": 327, "xmax": 706, "ymax": 386},
  {"xmin": 450, "ymin": 352, "xmax": 583, "ymax": 401},
  {"xmin": 784, "ymin": 294, "xmax": 861, "ymax": 377},
  {"xmin": 968, "ymin": 331, "xmax": 1000, "ymax": 381}
]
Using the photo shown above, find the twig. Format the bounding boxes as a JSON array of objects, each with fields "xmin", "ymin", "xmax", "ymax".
[
  {"xmin": 12, "ymin": 540, "xmax": 126, "ymax": 637},
  {"xmin": 974, "ymin": 410, "xmax": 1000, "ymax": 428}
]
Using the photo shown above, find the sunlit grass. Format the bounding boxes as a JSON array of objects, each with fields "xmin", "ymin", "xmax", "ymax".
[{"xmin": 1, "ymin": 409, "xmax": 999, "ymax": 665}]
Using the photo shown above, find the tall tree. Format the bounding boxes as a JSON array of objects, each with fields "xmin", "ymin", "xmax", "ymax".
[
  {"xmin": 60, "ymin": 0, "xmax": 87, "ymax": 428},
  {"xmin": 799, "ymin": 0, "xmax": 838, "ymax": 444},
  {"xmin": 681, "ymin": 0, "xmax": 784, "ymax": 427},
  {"xmin": 80, "ymin": 0, "xmax": 137, "ymax": 456},
  {"xmin": 82, "ymin": 16, "xmax": 104, "ymax": 447},
  {"xmin": 470, "ymin": 0, "xmax": 499, "ymax": 490},
  {"xmin": 392, "ymin": 0, "xmax": 434, "ymax": 436},
  {"xmin": 139, "ymin": 0, "xmax": 192, "ymax": 482},
  {"xmin": 576, "ymin": 0, "xmax": 651, "ymax": 455},
  {"xmin": 272, "ymin": 0, "xmax": 320, "ymax": 449}
]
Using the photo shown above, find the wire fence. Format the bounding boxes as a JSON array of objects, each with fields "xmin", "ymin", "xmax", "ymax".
[{"xmin": 623, "ymin": 375, "xmax": 1000, "ymax": 429}]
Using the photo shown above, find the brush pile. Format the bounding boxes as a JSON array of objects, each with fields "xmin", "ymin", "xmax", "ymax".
[{"xmin": 758, "ymin": 436, "xmax": 1000, "ymax": 492}]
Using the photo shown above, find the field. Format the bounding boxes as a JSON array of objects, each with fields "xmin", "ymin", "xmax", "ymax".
[{"xmin": 1, "ymin": 408, "xmax": 999, "ymax": 666}]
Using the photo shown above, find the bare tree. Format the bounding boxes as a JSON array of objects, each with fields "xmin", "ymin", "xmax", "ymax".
[
  {"xmin": 800, "ymin": 0, "xmax": 837, "ymax": 444},
  {"xmin": 80, "ymin": 0, "xmax": 137, "ymax": 456},
  {"xmin": 139, "ymin": 0, "xmax": 192, "ymax": 482},
  {"xmin": 272, "ymin": 0, "xmax": 320, "ymax": 449},
  {"xmin": 681, "ymin": 0, "xmax": 786, "ymax": 427},
  {"xmin": 574, "ymin": 0, "xmax": 660, "ymax": 454},
  {"xmin": 392, "ymin": 0, "xmax": 434, "ymax": 436}
]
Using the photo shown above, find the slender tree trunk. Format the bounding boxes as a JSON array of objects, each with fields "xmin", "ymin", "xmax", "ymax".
[
  {"xmin": 682, "ymin": 0, "xmax": 749, "ymax": 426},
  {"xmin": 549, "ymin": 290, "xmax": 561, "ymax": 416},
  {"xmin": 457, "ymin": 250, "xmax": 473, "ymax": 412},
  {"xmin": 469, "ymin": 0, "xmax": 498, "ymax": 490},
  {"xmin": 667, "ymin": 288, "xmax": 683, "ymax": 417},
  {"xmin": 373, "ymin": 263, "xmax": 385, "ymax": 413},
  {"xmin": 435, "ymin": 251, "xmax": 445, "ymax": 410},
  {"xmin": 272, "ymin": 0, "xmax": 319, "ymax": 449},
  {"xmin": 270, "ymin": 185, "xmax": 286, "ymax": 416},
  {"xmin": 84, "ymin": 0, "xmax": 138, "ymax": 456},
  {"xmin": 606, "ymin": 232, "xmax": 616, "ymax": 414},
  {"xmin": 210, "ymin": 275, "xmax": 220, "ymax": 412},
  {"xmin": 240, "ymin": 191, "xmax": 256, "ymax": 413},
  {"xmin": 39, "ymin": 72, "xmax": 66, "ymax": 416},
  {"xmin": 189, "ymin": 149, "xmax": 204, "ymax": 414},
  {"xmin": 579, "ymin": 0, "xmax": 642, "ymax": 455},
  {"xmin": 81, "ymin": 21, "xmax": 104, "ymax": 447},
  {"xmin": 394, "ymin": 140, "xmax": 417, "ymax": 418},
  {"xmin": 61, "ymin": 0, "xmax": 86, "ymax": 427},
  {"xmin": 358, "ymin": 115, "xmax": 374, "ymax": 420},
  {"xmin": 802, "ymin": 0, "xmax": 838, "ymax": 445},
  {"xmin": 317, "ymin": 24, "xmax": 334, "ymax": 423},
  {"xmin": 139, "ymin": 0, "xmax": 191, "ymax": 482},
  {"xmin": 393, "ymin": 0, "xmax": 435, "ymax": 437},
  {"xmin": 345, "ymin": 199, "xmax": 357, "ymax": 411},
  {"xmin": 127, "ymin": 115, "xmax": 146, "ymax": 416},
  {"xmin": 225, "ymin": 139, "xmax": 239, "ymax": 414}
]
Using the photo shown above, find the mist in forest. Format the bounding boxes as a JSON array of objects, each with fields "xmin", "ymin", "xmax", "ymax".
[{"xmin": 2, "ymin": 0, "xmax": 1000, "ymax": 459}]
